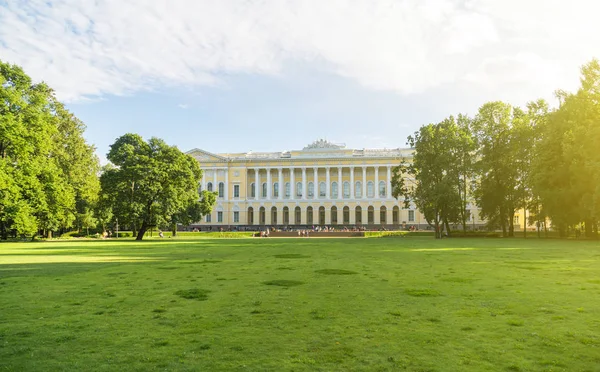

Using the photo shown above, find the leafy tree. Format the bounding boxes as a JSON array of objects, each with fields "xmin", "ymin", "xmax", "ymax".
[
  {"xmin": 394, "ymin": 117, "xmax": 472, "ymax": 238},
  {"xmin": 533, "ymin": 60, "xmax": 600, "ymax": 237},
  {"xmin": 472, "ymin": 101, "xmax": 524, "ymax": 237},
  {"xmin": 100, "ymin": 134, "xmax": 215, "ymax": 240},
  {"xmin": 1, "ymin": 61, "xmax": 99, "ymax": 239}
]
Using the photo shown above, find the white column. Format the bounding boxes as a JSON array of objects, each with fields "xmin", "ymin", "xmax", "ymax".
[
  {"xmin": 255, "ymin": 168, "xmax": 260, "ymax": 199},
  {"xmin": 224, "ymin": 167, "xmax": 229, "ymax": 200},
  {"xmin": 387, "ymin": 166, "xmax": 392, "ymax": 199},
  {"xmin": 290, "ymin": 168, "xmax": 295, "ymax": 199},
  {"xmin": 326, "ymin": 167, "xmax": 331, "ymax": 199},
  {"xmin": 213, "ymin": 168, "xmax": 217, "ymax": 193},
  {"xmin": 338, "ymin": 167, "xmax": 342, "ymax": 199},
  {"xmin": 350, "ymin": 167, "xmax": 355, "ymax": 199},
  {"xmin": 362, "ymin": 166, "xmax": 367, "ymax": 199},
  {"xmin": 302, "ymin": 167, "xmax": 307, "ymax": 200},
  {"xmin": 313, "ymin": 167, "xmax": 318, "ymax": 199},
  {"xmin": 201, "ymin": 169, "xmax": 206, "ymax": 193},
  {"xmin": 375, "ymin": 166, "xmax": 380, "ymax": 198},
  {"xmin": 278, "ymin": 168, "xmax": 283, "ymax": 200},
  {"xmin": 266, "ymin": 168, "xmax": 272, "ymax": 200}
]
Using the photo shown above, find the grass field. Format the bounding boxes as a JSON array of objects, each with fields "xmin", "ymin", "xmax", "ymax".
[{"xmin": 1, "ymin": 237, "xmax": 599, "ymax": 371}]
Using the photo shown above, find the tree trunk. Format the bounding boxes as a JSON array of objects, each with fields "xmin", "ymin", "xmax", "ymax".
[
  {"xmin": 434, "ymin": 221, "xmax": 441, "ymax": 239},
  {"xmin": 444, "ymin": 219, "xmax": 451, "ymax": 238},
  {"xmin": 136, "ymin": 221, "xmax": 148, "ymax": 241},
  {"xmin": 584, "ymin": 218, "xmax": 593, "ymax": 238},
  {"xmin": 172, "ymin": 223, "xmax": 177, "ymax": 237},
  {"xmin": 0, "ymin": 221, "xmax": 7, "ymax": 240},
  {"xmin": 508, "ymin": 210, "xmax": 514, "ymax": 237},
  {"xmin": 558, "ymin": 224, "xmax": 566, "ymax": 238},
  {"xmin": 523, "ymin": 209, "xmax": 527, "ymax": 239},
  {"xmin": 132, "ymin": 222, "xmax": 137, "ymax": 238},
  {"xmin": 543, "ymin": 221, "xmax": 548, "ymax": 238},
  {"xmin": 47, "ymin": 230, "xmax": 52, "ymax": 239}
]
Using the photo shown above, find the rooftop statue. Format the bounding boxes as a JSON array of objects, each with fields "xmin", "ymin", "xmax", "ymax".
[{"xmin": 303, "ymin": 139, "xmax": 345, "ymax": 150}]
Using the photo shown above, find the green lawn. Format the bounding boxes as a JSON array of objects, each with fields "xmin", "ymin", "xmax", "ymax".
[{"xmin": 1, "ymin": 237, "xmax": 599, "ymax": 371}]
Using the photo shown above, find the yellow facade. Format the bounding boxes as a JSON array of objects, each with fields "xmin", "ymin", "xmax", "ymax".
[{"xmin": 187, "ymin": 139, "xmax": 524, "ymax": 230}]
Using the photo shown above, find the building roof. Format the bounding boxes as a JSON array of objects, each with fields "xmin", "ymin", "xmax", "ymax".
[{"xmin": 187, "ymin": 139, "xmax": 413, "ymax": 163}]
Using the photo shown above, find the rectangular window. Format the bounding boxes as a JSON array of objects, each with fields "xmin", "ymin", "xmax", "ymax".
[
  {"xmin": 408, "ymin": 210, "xmax": 415, "ymax": 222},
  {"xmin": 514, "ymin": 215, "xmax": 519, "ymax": 224},
  {"xmin": 233, "ymin": 184, "xmax": 240, "ymax": 198},
  {"xmin": 217, "ymin": 211, "xmax": 223, "ymax": 223},
  {"xmin": 233, "ymin": 211, "xmax": 239, "ymax": 223},
  {"xmin": 206, "ymin": 214, "xmax": 211, "ymax": 223}
]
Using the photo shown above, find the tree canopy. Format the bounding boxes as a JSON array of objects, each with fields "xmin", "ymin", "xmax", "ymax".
[
  {"xmin": 0, "ymin": 61, "xmax": 100, "ymax": 239},
  {"xmin": 100, "ymin": 133, "xmax": 216, "ymax": 240}
]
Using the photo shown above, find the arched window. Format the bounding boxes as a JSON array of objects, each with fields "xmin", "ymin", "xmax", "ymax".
[
  {"xmin": 343, "ymin": 181, "xmax": 350, "ymax": 198},
  {"xmin": 343, "ymin": 206, "xmax": 350, "ymax": 224},
  {"xmin": 380, "ymin": 206, "xmax": 387, "ymax": 224},
  {"xmin": 295, "ymin": 206, "xmax": 301, "ymax": 224},
  {"xmin": 248, "ymin": 207, "xmax": 254, "ymax": 225},
  {"xmin": 250, "ymin": 183, "xmax": 255, "ymax": 198},
  {"xmin": 207, "ymin": 182, "xmax": 213, "ymax": 192},
  {"xmin": 319, "ymin": 182, "xmax": 326, "ymax": 197},
  {"xmin": 283, "ymin": 206, "xmax": 290, "ymax": 225},
  {"xmin": 308, "ymin": 182, "xmax": 314, "ymax": 198},
  {"xmin": 271, "ymin": 207, "xmax": 277, "ymax": 224},
  {"xmin": 218, "ymin": 182, "xmax": 224, "ymax": 198},
  {"xmin": 331, "ymin": 182, "xmax": 338, "ymax": 198},
  {"xmin": 285, "ymin": 182, "xmax": 290, "ymax": 198},
  {"xmin": 307, "ymin": 206, "xmax": 313, "ymax": 225},
  {"xmin": 379, "ymin": 181, "xmax": 386, "ymax": 197},
  {"xmin": 296, "ymin": 182, "xmax": 302, "ymax": 197},
  {"xmin": 331, "ymin": 206, "xmax": 338, "ymax": 224},
  {"xmin": 319, "ymin": 206, "xmax": 325, "ymax": 225},
  {"xmin": 367, "ymin": 206, "xmax": 374, "ymax": 224},
  {"xmin": 262, "ymin": 182, "xmax": 267, "ymax": 198},
  {"xmin": 355, "ymin": 206, "xmax": 362, "ymax": 224},
  {"xmin": 355, "ymin": 181, "xmax": 362, "ymax": 198},
  {"xmin": 367, "ymin": 181, "xmax": 374, "ymax": 198},
  {"xmin": 273, "ymin": 182, "xmax": 279, "ymax": 198}
]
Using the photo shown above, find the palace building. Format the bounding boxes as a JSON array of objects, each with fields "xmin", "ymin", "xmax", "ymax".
[
  {"xmin": 186, "ymin": 139, "xmax": 532, "ymax": 231},
  {"xmin": 187, "ymin": 139, "xmax": 447, "ymax": 230}
]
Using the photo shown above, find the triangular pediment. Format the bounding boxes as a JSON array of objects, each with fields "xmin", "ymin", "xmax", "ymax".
[{"xmin": 186, "ymin": 148, "xmax": 228, "ymax": 162}]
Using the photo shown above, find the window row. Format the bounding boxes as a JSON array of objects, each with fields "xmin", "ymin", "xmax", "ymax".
[
  {"xmin": 247, "ymin": 181, "xmax": 388, "ymax": 198},
  {"xmin": 205, "ymin": 207, "xmax": 418, "ymax": 225}
]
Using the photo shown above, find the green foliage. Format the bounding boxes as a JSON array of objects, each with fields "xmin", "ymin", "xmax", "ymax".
[
  {"xmin": 364, "ymin": 231, "xmax": 408, "ymax": 238},
  {"xmin": 532, "ymin": 60, "xmax": 600, "ymax": 237},
  {"xmin": 0, "ymin": 60, "xmax": 99, "ymax": 239},
  {"xmin": 100, "ymin": 134, "xmax": 216, "ymax": 240},
  {"xmin": 395, "ymin": 116, "xmax": 475, "ymax": 238}
]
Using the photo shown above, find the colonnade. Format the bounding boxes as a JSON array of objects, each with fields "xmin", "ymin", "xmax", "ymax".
[{"xmin": 248, "ymin": 165, "xmax": 393, "ymax": 200}]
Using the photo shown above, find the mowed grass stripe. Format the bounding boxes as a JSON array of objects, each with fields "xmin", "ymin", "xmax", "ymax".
[{"xmin": 1, "ymin": 237, "xmax": 599, "ymax": 371}]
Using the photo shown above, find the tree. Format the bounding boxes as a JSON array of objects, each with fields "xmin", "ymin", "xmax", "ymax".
[
  {"xmin": 393, "ymin": 117, "xmax": 472, "ymax": 238},
  {"xmin": 100, "ymin": 133, "xmax": 215, "ymax": 240},
  {"xmin": 169, "ymin": 190, "xmax": 217, "ymax": 236},
  {"xmin": 472, "ymin": 101, "xmax": 524, "ymax": 237},
  {"xmin": 1, "ymin": 60, "xmax": 99, "ymax": 239},
  {"xmin": 533, "ymin": 60, "xmax": 600, "ymax": 237}
]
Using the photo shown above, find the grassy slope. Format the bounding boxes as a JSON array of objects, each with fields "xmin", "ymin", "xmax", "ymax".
[{"xmin": 1, "ymin": 238, "xmax": 599, "ymax": 371}]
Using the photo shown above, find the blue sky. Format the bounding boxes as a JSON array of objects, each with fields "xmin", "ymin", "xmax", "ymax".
[{"xmin": 1, "ymin": 0, "xmax": 599, "ymax": 162}]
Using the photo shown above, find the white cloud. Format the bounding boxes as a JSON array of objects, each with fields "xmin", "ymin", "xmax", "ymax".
[
  {"xmin": 177, "ymin": 103, "xmax": 189, "ymax": 109},
  {"xmin": 1, "ymin": 0, "xmax": 599, "ymax": 104}
]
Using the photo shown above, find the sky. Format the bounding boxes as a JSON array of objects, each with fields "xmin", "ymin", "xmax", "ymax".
[{"xmin": 1, "ymin": 0, "xmax": 599, "ymax": 163}]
